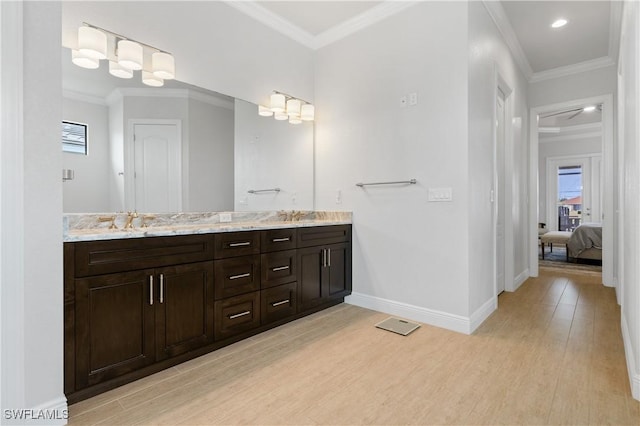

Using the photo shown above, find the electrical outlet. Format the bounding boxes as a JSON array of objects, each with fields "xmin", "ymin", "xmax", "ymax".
[
  {"xmin": 428, "ymin": 187, "xmax": 453, "ymax": 202},
  {"xmin": 409, "ymin": 92, "xmax": 418, "ymax": 106},
  {"xmin": 336, "ymin": 189, "xmax": 342, "ymax": 204},
  {"xmin": 219, "ymin": 212, "xmax": 232, "ymax": 223}
]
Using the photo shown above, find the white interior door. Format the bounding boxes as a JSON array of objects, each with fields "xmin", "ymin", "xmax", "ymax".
[
  {"xmin": 496, "ymin": 93, "xmax": 506, "ymax": 294},
  {"xmin": 133, "ymin": 123, "xmax": 181, "ymax": 212}
]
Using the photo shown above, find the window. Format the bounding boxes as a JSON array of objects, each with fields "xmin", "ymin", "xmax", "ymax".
[{"xmin": 62, "ymin": 121, "xmax": 87, "ymax": 155}]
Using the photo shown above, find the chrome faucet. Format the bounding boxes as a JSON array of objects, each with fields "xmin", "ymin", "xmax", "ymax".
[{"xmin": 124, "ymin": 211, "xmax": 138, "ymax": 229}]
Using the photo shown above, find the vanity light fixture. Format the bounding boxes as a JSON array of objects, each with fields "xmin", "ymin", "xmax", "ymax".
[
  {"xmin": 70, "ymin": 22, "xmax": 175, "ymax": 87},
  {"xmin": 259, "ymin": 91, "xmax": 314, "ymax": 124},
  {"xmin": 583, "ymin": 105, "xmax": 597, "ymax": 112}
]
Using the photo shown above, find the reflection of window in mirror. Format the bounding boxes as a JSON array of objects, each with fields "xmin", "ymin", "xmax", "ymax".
[{"xmin": 62, "ymin": 121, "xmax": 87, "ymax": 155}]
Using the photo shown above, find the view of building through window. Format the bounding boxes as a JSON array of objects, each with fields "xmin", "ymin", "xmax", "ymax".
[
  {"xmin": 557, "ymin": 165, "xmax": 582, "ymax": 231},
  {"xmin": 62, "ymin": 121, "xmax": 87, "ymax": 155}
]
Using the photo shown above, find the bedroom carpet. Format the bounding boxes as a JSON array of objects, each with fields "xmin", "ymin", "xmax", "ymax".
[{"xmin": 540, "ymin": 245, "xmax": 602, "ymax": 273}]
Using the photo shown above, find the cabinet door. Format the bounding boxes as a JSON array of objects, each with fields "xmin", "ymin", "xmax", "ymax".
[
  {"xmin": 155, "ymin": 262, "xmax": 214, "ymax": 360},
  {"xmin": 326, "ymin": 243, "xmax": 351, "ymax": 300},
  {"xmin": 75, "ymin": 270, "xmax": 155, "ymax": 389},
  {"xmin": 297, "ymin": 246, "xmax": 326, "ymax": 311}
]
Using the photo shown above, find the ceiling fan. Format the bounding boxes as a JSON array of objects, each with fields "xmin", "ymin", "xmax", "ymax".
[{"xmin": 540, "ymin": 104, "xmax": 602, "ymax": 120}]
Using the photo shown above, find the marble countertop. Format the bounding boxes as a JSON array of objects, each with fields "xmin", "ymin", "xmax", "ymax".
[{"xmin": 63, "ymin": 211, "xmax": 352, "ymax": 242}]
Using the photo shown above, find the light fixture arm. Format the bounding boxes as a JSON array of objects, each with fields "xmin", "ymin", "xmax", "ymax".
[
  {"xmin": 81, "ymin": 22, "xmax": 172, "ymax": 55},
  {"xmin": 272, "ymin": 90, "xmax": 311, "ymax": 105}
]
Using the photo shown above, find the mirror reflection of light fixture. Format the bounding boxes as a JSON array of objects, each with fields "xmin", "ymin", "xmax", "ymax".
[
  {"xmin": 261, "ymin": 91, "xmax": 314, "ymax": 125},
  {"xmin": 70, "ymin": 23, "xmax": 175, "ymax": 87},
  {"xmin": 583, "ymin": 105, "xmax": 597, "ymax": 112}
]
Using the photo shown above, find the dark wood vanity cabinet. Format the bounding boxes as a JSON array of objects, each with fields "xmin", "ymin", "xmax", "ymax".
[
  {"xmin": 297, "ymin": 226, "xmax": 352, "ymax": 311},
  {"xmin": 65, "ymin": 225, "xmax": 351, "ymax": 403}
]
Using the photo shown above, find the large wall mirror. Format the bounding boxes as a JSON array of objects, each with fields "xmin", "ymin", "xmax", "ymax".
[{"xmin": 62, "ymin": 48, "xmax": 314, "ymax": 214}]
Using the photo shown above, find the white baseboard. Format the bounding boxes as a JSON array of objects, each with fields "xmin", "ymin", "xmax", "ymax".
[
  {"xmin": 470, "ymin": 296, "xmax": 497, "ymax": 333},
  {"xmin": 513, "ymin": 268, "xmax": 529, "ymax": 292},
  {"xmin": 345, "ymin": 292, "xmax": 472, "ymax": 334},
  {"xmin": 621, "ymin": 314, "xmax": 640, "ymax": 401},
  {"xmin": 3, "ymin": 396, "xmax": 69, "ymax": 425}
]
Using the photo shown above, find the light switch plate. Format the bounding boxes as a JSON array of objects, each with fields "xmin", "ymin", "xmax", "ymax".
[{"xmin": 428, "ymin": 187, "xmax": 453, "ymax": 202}]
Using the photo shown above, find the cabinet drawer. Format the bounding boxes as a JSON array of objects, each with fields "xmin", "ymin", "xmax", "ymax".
[
  {"xmin": 261, "ymin": 282, "xmax": 297, "ymax": 325},
  {"xmin": 215, "ymin": 292, "xmax": 260, "ymax": 340},
  {"xmin": 261, "ymin": 229, "xmax": 297, "ymax": 252},
  {"xmin": 74, "ymin": 235, "xmax": 215, "ymax": 277},
  {"xmin": 297, "ymin": 225, "xmax": 351, "ymax": 248},
  {"xmin": 214, "ymin": 231, "xmax": 260, "ymax": 259},
  {"xmin": 214, "ymin": 255, "xmax": 260, "ymax": 299},
  {"xmin": 261, "ymin": 250, "xmax": 297, "ymax": 289}
]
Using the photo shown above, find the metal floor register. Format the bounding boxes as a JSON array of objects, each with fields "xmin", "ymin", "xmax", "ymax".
[{"xmin": 375, "ymin": 317, "xmax": 421, "ymax": 336}]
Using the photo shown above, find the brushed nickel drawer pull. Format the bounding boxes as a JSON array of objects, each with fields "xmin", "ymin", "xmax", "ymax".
[
  {"xmin": 149, "ymin": 276, "xmax": 154, "ymax": 306},
  {"xmin": 159, "ymin": 274, "xmax": 164, "ymax": 304},
  {"xmin": 272, "ymin": 266, "xmax": 290, "ymax": 272},
  {"xmin": 271, "ymin": 299, "xmax": 290, "ymax": 307},
  {"xmin": 272, "ymin": 237, "xmax": 290, "ymax": 242},
  {"xmin": 229, "ymin": 242, "xmax": 251, "ymax": 247},
  {"xmin": 327, "ymin": 248, "xmax": 331, "ymax": 267},
  {"xmin": 229, "ymin": 272, "xmax": 251, "ymax": 280},
  {"xmin": 229, "ymin": 311, "xmax": 251, "ymax": 319},
  {"xmin": 322, "ymin": 248, "xmax": 326, "ymax": 267}
]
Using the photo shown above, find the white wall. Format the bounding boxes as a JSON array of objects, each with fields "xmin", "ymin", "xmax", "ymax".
[
  {"xmin": 1, "ymin": 1, "xmax": 67, "ymax": 423},
  {"xmin": 188, "ymin": 98, "xmax": 234, "ymax": 212},
  {"xmin": 315, "ymin": 2, "xmax": 472, "ymax": 329},
  {"xmin": 234, "ymin": 99, "xmax": 314, "ymax": 211},
  {"xmin": 61, "ymin": 1, "xmax": 315, "ymax": 106},
  {"xmin": 467, "ymin": 1, "xmax": 529, "ymax": 313},
  {"xmin": 62, "ymin": 97, "xmax": 111, "ymax": 212},
  {"xmin": 108, "ymin": 97, "xmax": 125, "ymax": 212},
  {"xmin": 618, "ymin": 0, "xmax": 640, "ymax": 400},
  {"xmin": 538, "ymin": 137, "xmax": 602, "ymax": 224}
]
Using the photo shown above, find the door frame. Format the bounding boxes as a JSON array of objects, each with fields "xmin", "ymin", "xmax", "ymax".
[
  {"xmin": 125, "ymin": 119, "xmax": 183, "ymax": 212},
  {"xmin": 493, "ymin": 69, "xmax": 514, "ymax": 297},
  {"xmin": 528, "ymin": 94, "xmax": 614, "ymax": 286},
  {"xmin": 546, "ymin": 154, "xmax": 601, "ymax": 231}
]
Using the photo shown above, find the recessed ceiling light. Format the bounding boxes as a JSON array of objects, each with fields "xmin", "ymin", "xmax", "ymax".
[
  {"xmin": 551, "ymin": 19, "xmax": 568, "ymax": 28},
  {"xmin": 583, "ymin": 105, "xmax": 597, "ymax": 112}
]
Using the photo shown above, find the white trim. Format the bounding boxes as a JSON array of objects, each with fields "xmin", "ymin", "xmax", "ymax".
[
  {"xmin": 513, "ymin": 268, "xmax": 529, "ymax": 291},
  {"xmin": 62, "ymin": 89, "xmax": 107, "ymax": 106},
  {"xmin": 17, "ymin": 397, "xmax": 69, "ymax": 425},
  {"xmin": 226, "ymin": 1, "xmax": 418, "ymax": 50},
  {"xmin": 469, "ymin": 297, "xmax": 497, "ymax": 333},
  {"xmin": 0, "ymin": 0, "xmax": 26, "ymax": 413},
  {"xmin": 314, "ymin": 2, "xmax": 417, "ymax": 49},
  {"xmin": 225, "ymin": 1, "xmax": 315, "ymax": 48},
  {"xmin": 621, "ymin": 314, "xmax": 640, "ymax": 400},
  {"xmin": 106, "ymin": 88, "xmax": 234, "ymax": 110},
  {"xmin": 482, "ymin": 0, "xmax": 533, "ymax": 80},
  {"xmin": 345, "ymin": 292, "xmax": 472, "ymax": 335},
  {"xmin": 529, "ymin": 56, "xmax": 616, "ymax": 84},
  {"xmin": 609, "ymin": 0, "xmax": 623, "ymax": 64},
  {"xmin": 540, "ymin": 132, "xmax": 603, "ymax": 144}
]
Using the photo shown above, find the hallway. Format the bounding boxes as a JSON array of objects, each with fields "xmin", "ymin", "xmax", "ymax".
[{"xmin": 68, "ymin": 268, "xmax": 638, "ymax": 425}]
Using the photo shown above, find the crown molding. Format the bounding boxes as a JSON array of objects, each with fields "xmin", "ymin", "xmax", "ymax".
[
  {"xmin": 609, "ymin": 0, "xmax": 623, "ymax": 64},
  {"xmin": 481, "ymin": 0, "xmax": 533, "ymax": 80},
  {"xmin": 314, "ymin": 1, "xmax": 418, "ymax": 49},
  {"xmin": 539, "ymin": 131, "xmax": 602, "ymax": 144},
  {"xmin": 63, "ymin": 89, "xmax": 107, "ymax": 106},
  {"xmin": 529, "ymin": 56, "xmax": 616, "ymax": 84},
  {"xmin": 105, "ymin": 87, "xmax": 234, "ymax": 109},
  {"xmin": 225, "ymin": 1, "xmax": 315, "ymax": 48}
]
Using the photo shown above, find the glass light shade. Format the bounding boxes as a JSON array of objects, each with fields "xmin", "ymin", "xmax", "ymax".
[
  {"xmin": 109, "ymin": 61, "xmax": 133, "ymax": 79},
  {"xmin": 142, "ymin": 71, "xmax": 164, "ymax": 87},
  {"xmin": 289, "ymin": 116, "xmax": 302, "ymax": 124},
  {"xmin": 270, "ymin": 94, "xmax": 286, "ymax": 112},
  {"xmin": 71, "ymin": 49, "xmax": 99, "ymax": 69},
  {"xmin": 274, "ymin": 111, "xmax": 288, "ymax": 121},
  {"xmin": 286, "ymin": 99, "xmax": 301, "ymax": 117},
  {"xmin": 152, "ymin": 52, "xmax": 175, "ymax": 80},
  {"xmin": 258, "ymin": 105, "xmax": 273, "ymax": 117},
  {"xmin": 78, "ymin": 26, "xmax": 107, "ymax": 60},
  {"xmin": 117, "ymin": 40, "xmax": 143, "ymax": 70},
  {"xmin": 301, "ymin": 104, "xmax": 315, "ymax": 121}
]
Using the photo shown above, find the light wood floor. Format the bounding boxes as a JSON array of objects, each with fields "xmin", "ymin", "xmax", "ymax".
[{"xmin": 69, "ymin": 268, "xmax": 639, "ymax": 425}]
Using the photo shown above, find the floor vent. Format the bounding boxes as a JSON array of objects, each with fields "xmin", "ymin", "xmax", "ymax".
[{"xmin": 375, "ymin": 317, "xmax": 420, "ymax": 336}]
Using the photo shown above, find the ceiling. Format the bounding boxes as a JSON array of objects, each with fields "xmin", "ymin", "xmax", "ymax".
[{"xmin": 231, "ymin": 0, "xmax": 621, "ymax": 82}]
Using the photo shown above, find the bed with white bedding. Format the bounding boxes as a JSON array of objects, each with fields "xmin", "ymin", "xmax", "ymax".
[{"xmin": 567, "ymin": 222, "xmax": 602, "ymax": 260}]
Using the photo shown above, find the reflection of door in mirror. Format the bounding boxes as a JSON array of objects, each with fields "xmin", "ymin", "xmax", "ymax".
[{"xmin": 132, "ymin": 122, "xmax": 181, "ymax": 212}]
